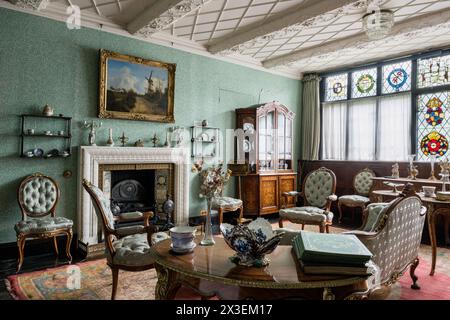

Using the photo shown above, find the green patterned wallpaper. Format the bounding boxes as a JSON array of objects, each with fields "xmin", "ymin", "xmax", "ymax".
[{"xmin": 0, "ymin": 8, "xmax": 301, "ymax": 243}]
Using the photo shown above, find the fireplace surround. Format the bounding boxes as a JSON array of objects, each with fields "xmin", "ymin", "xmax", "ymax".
[{"xmin": 77, "ymin": 146, "xmax": 190, "ymax": 255}]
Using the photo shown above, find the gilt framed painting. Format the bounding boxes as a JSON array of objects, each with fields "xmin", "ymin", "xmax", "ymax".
[{"xmin": 98, "ymin": 49, "xmax": 176, "ymax": 122}]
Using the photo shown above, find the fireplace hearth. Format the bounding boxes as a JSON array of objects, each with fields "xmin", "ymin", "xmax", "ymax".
[{"xmin": 110, "ymin": 170, "xmax": 155, "ymax": 215}]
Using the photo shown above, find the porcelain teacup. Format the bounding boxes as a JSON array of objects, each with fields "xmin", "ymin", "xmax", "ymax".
[
  {"xmin": 169, "ymin": 226, "xmax": 196, "ymax": 252},
  {"xmin": 423, "ymin": 186, "xmax": 436, "ymax": 197}
]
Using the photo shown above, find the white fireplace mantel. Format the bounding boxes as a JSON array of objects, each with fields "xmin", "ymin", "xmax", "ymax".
[{"xmin": 77, "ymin": 146, "xmax": 190, "ymax": 248}]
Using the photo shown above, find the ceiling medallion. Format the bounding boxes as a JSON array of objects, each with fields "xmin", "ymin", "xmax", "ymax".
[{"xmin": 362, "ymin": 9, "xmax": 395, "ymax": 41}]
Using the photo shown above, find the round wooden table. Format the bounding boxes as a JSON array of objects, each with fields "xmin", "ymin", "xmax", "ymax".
[{"xmin": 150, "ymin": 236, "xmax": 370, "ymax": 300}]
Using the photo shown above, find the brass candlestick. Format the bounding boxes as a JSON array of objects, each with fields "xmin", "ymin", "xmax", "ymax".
[
  {"xmin": 429, "ymin": 155, "xmax": 438, "ymax": 180},
  {"xmin": 118, "ymin": 132, "xmax": 129, "ymax": 147},
  {"xmin": 151, "ymin": 133, "xmax": 159, "ymax": 147}
]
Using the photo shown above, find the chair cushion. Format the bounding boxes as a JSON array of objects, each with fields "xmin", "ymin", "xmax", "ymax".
[
  {"xmin": 22, "ymin": 176, "xmax": 57, "ymax": 214},
  {"xmin": 119, "ymin": 211, "xmax": 143, "ymax": 220},
  {"xmin": 15, "ymin": 217, "xmax": 73, "ymax": 234},
  {"xmin": 115, "ymin": 225, "xmax": 145, "ymax": 237},
  {"xmin": 362, "ymin": 202, "xmax": 390, "ymax": 232},
  {"xmin": 107, "ymin": 232, "xmax": 169, "ymax": 267},
  {"xmin": 339, "ymin": 195, "xmax": 370, "ymax": 206},
  {"xmin": 279, "ymin": 206, "xmax": 334, "ymax": 224},
  {"xmin": 212, "ymin": 197, "xmax": 243, "ymax": 210}
]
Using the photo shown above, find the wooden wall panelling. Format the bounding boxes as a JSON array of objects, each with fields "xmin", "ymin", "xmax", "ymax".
[{"xmin": 298, "ymin": 160, "xmax": 448, "ymax": 245}]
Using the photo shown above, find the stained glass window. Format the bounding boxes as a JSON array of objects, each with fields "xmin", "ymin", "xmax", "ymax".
[
  {"xmin": 418, "ymin": 54, "xmax": 450, "ymax": 88},
  {"xmin": 417, "ymin": 91, "xmax": 450, "ymax": 161},
  {"xmin": 351, "ymin": 68, "xmax": 377, "ymax": 98},
  {"xmin": 325, "ymin": 73, "xmax": 348, "ymax": 101},
  {"xmin": 382, "ymin": 60, "xmax": 411, "ymax": 94}
]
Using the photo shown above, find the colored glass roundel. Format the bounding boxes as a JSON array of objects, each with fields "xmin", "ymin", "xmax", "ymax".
[
  {"xmin": 356, "ymin": 74, "xmax": 375, "ymax": 93},
  {"xmin": 333, "ymin": 82, "xmax": 344, "ymax": 94},
  {"xmin": 387, "ymin": 68, "xmax": 408, "ymax": 91},
  {"xmin": 425, "ymin": 97, "xmax": 444, "ymax": 126},
  {"xmin": 420, "ymin": 131, "xmax": 448, "ymax": 157}
]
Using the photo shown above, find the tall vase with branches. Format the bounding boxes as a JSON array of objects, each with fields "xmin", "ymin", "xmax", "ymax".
[{"xmin": 198, "ymin": 164, "xmax": 231, "ymax": 246}]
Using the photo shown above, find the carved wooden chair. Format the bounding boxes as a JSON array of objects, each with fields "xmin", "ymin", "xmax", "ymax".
[
  {"xmin": 15, "ymin": 173, "xmax": 73, "ymax": 273},
  {"xmin": 82, "ymin": 179, "xmax": 169, "ymax": 299},
  {"xmin": 343, "ymin": 185, "xmax": 427, "ymax": 294},
  {"xmin": 338, "ymin": 168, "xmax": 376, "ymax": 225},
  {"xmin": 279, "ymin": 167, "xmax": 337, "ymax": 233}
]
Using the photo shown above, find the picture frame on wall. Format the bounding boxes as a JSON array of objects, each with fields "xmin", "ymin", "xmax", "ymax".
[{"xmin": 98, "ymin": 49, "xmax": 176, "ymax": 122}]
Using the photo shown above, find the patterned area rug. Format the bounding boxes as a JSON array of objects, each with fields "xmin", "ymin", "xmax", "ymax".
[{"xmin": 6, "ymin": 244, "xmax": 449, "ymax": 300}]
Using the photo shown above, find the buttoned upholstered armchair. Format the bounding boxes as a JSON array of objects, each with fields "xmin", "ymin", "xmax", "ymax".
[
  {"xmin": 82, "ymin": 179, "xmax": 170, "ymax": 300},
  {"xmin": 15, "ymin": 173, "xmax": 73, "ymax": 273},
  {"xmin": 338, "ymin": 168, "xmax": 376, "ymax": 225},
  {"xmin": 343, "ymin": 186, "xmax": 427, "ymax": 293},
  {"xmin": 279, "ymin": 167, "xmax": 337, "ymax": 233}
]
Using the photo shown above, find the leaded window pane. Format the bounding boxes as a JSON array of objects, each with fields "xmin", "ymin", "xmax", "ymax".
[
  {"xmin": 382, "ymin": 60, "xmax": 412, "ymax": 94},
  {"xmin": 417, "ymin": 91, "xmax": 450, "ymax": 161},
  {"xmin": 418, "ymin": 54, "xmax": 450, "ymax": 88},
  {"xmin": 325, "ymin": 73, "xmax": 348, "ymax": 101},
  {"xmin": 351, "ymin": 68, "xmax": 377, "ymax": 98}
]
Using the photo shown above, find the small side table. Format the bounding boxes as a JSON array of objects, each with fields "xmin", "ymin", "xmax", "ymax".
[{"xmin": 419, "ymin": 194, "xmax": 450, "ymax": 275}]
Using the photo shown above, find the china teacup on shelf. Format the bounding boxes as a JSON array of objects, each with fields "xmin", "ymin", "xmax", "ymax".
[{"xmin": 423, "ymin": 186, "xmax": 436, "ymax": 197}]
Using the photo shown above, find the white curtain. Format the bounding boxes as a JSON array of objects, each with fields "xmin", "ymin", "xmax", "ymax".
[
  {"xmin": 348, "ymin": 98, "xmax": 377, "ymax": 160},
  {"xmin": 377, "ymin": 93, "xmax": 412, "ymax": 161},
  {"xmin": 322, "ymin": 102, "xmax": 347, "ymax": 160}
]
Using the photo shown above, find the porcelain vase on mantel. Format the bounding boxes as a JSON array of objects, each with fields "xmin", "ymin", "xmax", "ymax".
[{"xmin": 200, "ymin": 197, "xmax": 215, "ymax": 246}]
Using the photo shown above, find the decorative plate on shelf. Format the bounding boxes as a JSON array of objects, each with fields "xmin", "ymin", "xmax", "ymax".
[
  {"xmin": 243, "ymin": 140, "xmax": 254, "ymax": 153},
  {"xmin": 243, "ymin": 123, "xmax": 254, "ymax": 133},
  {"xmin": 33, "ymin": 148, "xmax": 44, "ymax": 157},
  {"xmin": 199, "ymin": 132, "xmax": 209, "ymax": 141}
]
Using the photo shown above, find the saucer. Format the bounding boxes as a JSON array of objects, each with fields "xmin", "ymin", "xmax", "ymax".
[{"xmin": 170, "ymin": 242, "xmax": 196, "ymax": 254}]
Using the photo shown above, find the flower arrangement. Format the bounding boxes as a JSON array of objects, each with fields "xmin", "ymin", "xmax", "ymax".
[{"xmin": 198, "ymin": 163, "xmax": 232, "ymax": 199}]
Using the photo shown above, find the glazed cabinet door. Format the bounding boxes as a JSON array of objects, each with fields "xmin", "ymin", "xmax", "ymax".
[
  {"xmin": 278, "ymin": 175, "xmax": 297, "ymax": 209},
  {"xmin": 259, "ymin": 175, "xmax": 279, "ymax": 214}
]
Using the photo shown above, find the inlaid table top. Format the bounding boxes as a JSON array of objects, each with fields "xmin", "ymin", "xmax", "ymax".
[{"xmin": 150, "ymin": 236, "xmax": 368, "ymax": 290}]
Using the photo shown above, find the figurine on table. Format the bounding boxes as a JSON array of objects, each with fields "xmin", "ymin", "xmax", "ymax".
[{"xmin": 391, "ymin": 163, "xmax": 400, "ymax": 179}]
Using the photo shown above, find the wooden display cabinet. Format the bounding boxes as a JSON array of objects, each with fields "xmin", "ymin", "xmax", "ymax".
[{"xmin": 235, "ymin": 101, "xmax": 296, "ymax": 217}]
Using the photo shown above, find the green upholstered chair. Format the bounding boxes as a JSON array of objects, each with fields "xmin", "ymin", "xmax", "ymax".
[
  {"xmin": 279, "ymin": 167, "xmax": 337, "ymax": 233},
  {"xmin": 82, "ymin": 179, "xmax": 169, "ymax": 300},
  {"xmin": 344, "ymin": 189, "xmax": 427, "ymax": 293},
  {"xmin": 338, "ymin": 168, "xmax": 376, "ymax": 225},
  {"xmin": 15, "ymin": 173, "xmax": 73, "ymax": 273}
]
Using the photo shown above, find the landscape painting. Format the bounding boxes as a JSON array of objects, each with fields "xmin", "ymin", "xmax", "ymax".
[{"xmin": 98, "ymin": 49, "xmax": 176, "ymax": 122}]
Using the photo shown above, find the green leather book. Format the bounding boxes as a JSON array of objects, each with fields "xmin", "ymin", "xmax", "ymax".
[
  {"xmin": 293, "ymin": 231, "xmax": 373, "ymax": 266},
  {"xmin": 298, "ymin": 260, "xmax": 374, "ymax": 276}
]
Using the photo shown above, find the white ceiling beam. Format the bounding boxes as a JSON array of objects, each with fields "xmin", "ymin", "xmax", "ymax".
[
  {"xmin": 207, "ymin": 0, "xmax": 363, "ymax": 55},
  {"xmin": 8, "ymin": 0, "xmax": 49, "ymax": 10},
  {"xmin": 263, "ymin": 10, "xmax": 450, "ymax": 69},
  {"xmin": 127, "ymin": 0, "xmax": 212, "ymax": 36}
]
